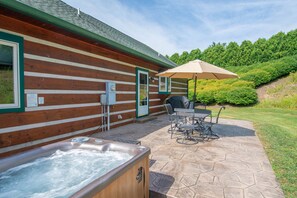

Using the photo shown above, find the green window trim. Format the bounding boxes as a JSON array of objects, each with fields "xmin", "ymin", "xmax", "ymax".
[
  {"xmin": 158, "ymin": 76, "xmax": 171, "ymax": 94},
  {"xmin": 0, "ymin": 31, "xmax": 24, "ymax": 114}
]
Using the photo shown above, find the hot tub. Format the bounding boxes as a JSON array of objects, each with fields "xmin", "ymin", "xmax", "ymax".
[{"xmin": 0, "ymin": 137, "xmax": 150, "ymax": 198}]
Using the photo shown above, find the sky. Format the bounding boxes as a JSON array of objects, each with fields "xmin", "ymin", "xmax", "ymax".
[{"xmin": 63, "ymin": 0, "xmax": 297, "ymax": 56}]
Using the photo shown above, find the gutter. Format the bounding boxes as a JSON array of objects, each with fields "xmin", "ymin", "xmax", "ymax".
[{"xmin": 0, "ymin": 0, "xmax": 175, "ymax": 68}]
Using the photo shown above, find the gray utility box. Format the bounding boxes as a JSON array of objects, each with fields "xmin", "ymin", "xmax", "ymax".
[{"xmin": 105, "ymin": 82, "xmax": 116, "ymax": 105}]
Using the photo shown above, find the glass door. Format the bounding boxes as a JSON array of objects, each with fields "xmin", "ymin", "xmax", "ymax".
[{"xmin": 137, "ymin": 69, "xmax": 149, "ymax": 117}]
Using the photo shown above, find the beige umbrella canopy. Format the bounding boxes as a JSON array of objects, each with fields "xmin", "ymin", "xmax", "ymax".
[{"xmin": 157, "ymin": 59, "xmax": 238, "ymax": 101}]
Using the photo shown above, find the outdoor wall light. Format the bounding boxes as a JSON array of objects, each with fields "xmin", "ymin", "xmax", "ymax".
[{"xmin": 150, "ymin": 77, "xmax": 155, "ymax": 83}]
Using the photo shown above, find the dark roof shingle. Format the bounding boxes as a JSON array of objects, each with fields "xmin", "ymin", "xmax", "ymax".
[{"xmin": 10, "ymin": 0, "xmax": 176, "ymax": 68}]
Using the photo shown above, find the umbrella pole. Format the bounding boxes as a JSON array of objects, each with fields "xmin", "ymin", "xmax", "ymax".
[{"xmin": 193, "ymin": 76, "xmax": 197, "ymax": 102}]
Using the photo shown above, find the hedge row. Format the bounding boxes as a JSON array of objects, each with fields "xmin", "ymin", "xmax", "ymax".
[
  {"xmin": 240, "ymin": 56, "xmax": 297, "ymax": 87},
  {"xmin": 189, "ymin": 55, "xmax": 297, "ymax": 105}
]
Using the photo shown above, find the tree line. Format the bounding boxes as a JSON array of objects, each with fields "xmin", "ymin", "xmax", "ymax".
[{"xmin": 168, "ymin": 29, "xmax": 297, "ymax": 67}]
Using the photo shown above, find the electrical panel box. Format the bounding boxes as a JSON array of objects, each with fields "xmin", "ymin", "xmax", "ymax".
[{"xmin": 105, "ymin": 82, "xmax": 116, "ymax": 105}]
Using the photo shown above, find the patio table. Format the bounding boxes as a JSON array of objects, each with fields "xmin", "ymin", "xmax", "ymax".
[
  {"xmin": 173, "ymin": 108, "xmax": 212, "ymax": 125},
  {"xmin": 194, "ymin": 109, "xmax": 212, "ymax": 129},
  {"xmin": 194, "ymin": 109, "xmax": 212, "ymax": 116}
]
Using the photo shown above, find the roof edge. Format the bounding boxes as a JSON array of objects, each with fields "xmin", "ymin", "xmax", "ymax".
[{"xmin": 0, "ymin": 0, "xmax": 175, "ymax": 68}]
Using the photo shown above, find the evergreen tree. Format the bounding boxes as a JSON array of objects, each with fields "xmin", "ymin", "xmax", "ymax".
[
  {"xmin": 178, "ymin": 51, "xmax": 189, "ymax": 65},
  {"xmin": 201, "ymin": 42, "xmax": 226, "ymax": 67},
  {"xmin": 267, "ymin": 32, "xmax": 287, "ymax": 59},
  {"xmin": 168, "ymin": 28, "xmax": 297, "ymax": 67},
  {"xmin": 187, "ymin": 48, "xmax": 202, "ymax": 62},
  {"xmin": 222, "ymin": 42, "xmax": 240, "ymax": 66},
  {"xmin": 284, "ymin": 29, "xmax": 297, "ymax": 56},
  {"xmin": 251, "ymin": 38, "xmax": 272, "ymax": 63},
  {"xmin": 169, "ymin": 53, "xmax": 180, "ymax": 64},
  {"xmin": 239, "ymin": 40, "xmax": 253, "ymax": 66}
]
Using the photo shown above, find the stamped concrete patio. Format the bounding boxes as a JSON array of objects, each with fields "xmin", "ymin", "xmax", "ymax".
[{"xmin": 92, "ymin": 114, "xmax": 284, "ymax": 198}]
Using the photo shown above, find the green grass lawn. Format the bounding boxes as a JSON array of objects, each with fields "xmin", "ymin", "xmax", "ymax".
[
  {"xmin": 0, "ymin": 69, "xmax": 14, "ymax": 104},
  {"xmin": 211, "ymin": 106, "xmax": 297, "ymax": 197}
]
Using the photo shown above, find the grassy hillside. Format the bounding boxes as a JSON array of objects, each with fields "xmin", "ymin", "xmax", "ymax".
[
  {"xmin": 188, "ymin": 55, "xmax": 297, "ymax": 107},
  {"xmin": 257, "ymin": 72, "xmax": 297, "ymax": 109}
]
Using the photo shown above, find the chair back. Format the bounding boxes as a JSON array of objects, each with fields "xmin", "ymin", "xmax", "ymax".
[
  {"xmin": 215, "ymin": 106, "xmax": 225, "ymax": 124},
  {"xmin": 164, "ymin": 104, "xmax": 174, "ymax": 115},
  {"xmin": 166, "ymin": 96, "xmax": 192, "ymax": 109}
]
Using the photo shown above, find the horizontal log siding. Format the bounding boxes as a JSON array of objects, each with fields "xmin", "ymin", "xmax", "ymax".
[
  {"xmin": 0, "ymin": 13, "xmax": 160, "ymax": 72},
  {"xmin": 0, "ymin": 12, "xmax": 187, "ymax": 156},
  {"xmin": 25, "ymin": 77, "xmax": 136, "ymax": 91},
  {"xmin": 24, "ymin": 42, "xmax": 136, "ymax": 75},
  {"xmin": 0, "ymin": 118, "xmax": 100, "ymax": 148},
  {"xmin": 24, "ymin": 59, "xmax": 135, "ymax": 83}
]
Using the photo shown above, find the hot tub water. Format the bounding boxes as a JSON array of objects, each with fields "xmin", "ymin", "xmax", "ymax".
[{"xmin": 0, "ymin": 149, "xmax": 133, "ymax": 198}]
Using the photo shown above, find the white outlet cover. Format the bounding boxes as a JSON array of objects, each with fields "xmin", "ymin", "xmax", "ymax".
[{"xmin": 38, "ymin": 97, "xmax": 44, "ymax": 105}]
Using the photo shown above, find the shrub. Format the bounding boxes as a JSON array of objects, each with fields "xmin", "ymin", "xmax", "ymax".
[
  {"xmin": 196, "ymin": 90, "xmax": 215, "ymax": 104},
  {"xmin": 272, "ymin": 57, "xmax": 297, "ymax": 77},
  {"xmin": 273, "ymin": 62, "xmax": 291, "ymax": 77},
  {"xmin": 223, "ymin": 79, "xmax": 238, "ymax": 85},
  {"xmin": 227, "ymin": 87, "xmax": 258, "ymax": 105},
  {"xmin": 214, "ymin": 90, "xmax": 229, "ymax": 104},
  {"xmin": 262, "ymin": 66, "xmax": 279, "ymax": 80},
  {"xmin": 231, "ymin": 80, "xmax": 255, "ymax": 88},
  {"xmin": 240, "ymin": 69, "xmax": 271, "ymax": 87},
  {"xmin": 282, "ymin": 56, "xmax": 297, "ymax": 72}
]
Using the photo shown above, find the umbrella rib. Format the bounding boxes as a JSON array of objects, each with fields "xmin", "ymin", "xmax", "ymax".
[
  {"xmin": 213, "ymin": 73, "xmax": 220, "ymax": 79},
  {"xmin": 168, "ymin": 73, "xmax": 176, "ymax": 78}
]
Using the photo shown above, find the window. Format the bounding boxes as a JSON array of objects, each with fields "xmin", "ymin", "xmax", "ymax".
[
  {"xmin": 159, "ymin": 76, "xmax": 167, "ymax": 92},
  {"xmin": 158, "ymin": 76, "xmax": 171, "ymax": 94},
  {"xmin": 168, "ymin": 78, "xmax": 171, "ymax": 92},
  {"xmin": 0, "ymin": 32, "xmax": 24, "ymax": 113}
]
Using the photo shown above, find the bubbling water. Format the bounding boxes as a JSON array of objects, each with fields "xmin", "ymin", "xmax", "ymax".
[{"xmin": 0, "ymin": 149, "xmax": 133, "ymax": 198}]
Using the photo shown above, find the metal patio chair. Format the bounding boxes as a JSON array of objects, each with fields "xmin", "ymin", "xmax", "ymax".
[
  {"xmin": 164, "ymin": 104, "xmax": 184, "ymax": 138},
  {"xmin": 203, "ymin": 106, "xmax": 225, "ymax": 139},
  {"xmin": 174, "ymin": 108, "xmax": 199, "ymax": 145},
  {"xmin": 166, "ymin": 96, "xmax": 194, "ymax": 110}
]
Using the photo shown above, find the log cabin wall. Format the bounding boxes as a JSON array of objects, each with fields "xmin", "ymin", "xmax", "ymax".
[{"xmin": 0, "ymin": 10, "xmax": 187, "ymax": 157}]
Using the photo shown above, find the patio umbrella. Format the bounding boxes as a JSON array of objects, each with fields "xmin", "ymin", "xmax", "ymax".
[{"xmin": 156, "ymin": 59, "xmax": 238, "ymax": 101}]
